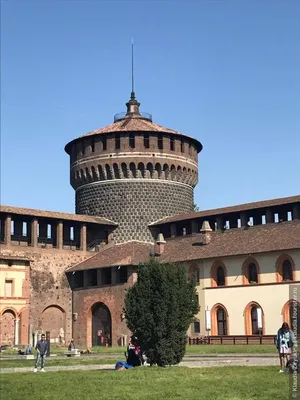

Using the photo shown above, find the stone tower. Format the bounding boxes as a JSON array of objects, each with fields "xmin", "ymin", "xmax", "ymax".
[{"xmin": 65, "ymin": 92, "xmax": 202, "ymax": 243}]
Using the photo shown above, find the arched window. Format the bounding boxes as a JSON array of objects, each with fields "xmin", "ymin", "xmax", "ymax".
[
  {"xmin": 192, "ymin": 319, "xmax": 200, "ymax": 334},
  {"xmin": 248, "ymin": 263, "xmax": 258, "ymax": 283},
  {"xmin": 211, "ymin": 262, "xmax": 227, "ymax": 287},
  {"xmin": 216, "ymin": 267, "xmax": 225, "ymax": 287},
  {"xmin": 283, "ymin": 260, "xmax": 293, "ymax": 281},
  {"xmin": 244, "ymin": 302, "xmax": 264, "ymax": 335},
  {"xmin": 276, "ymin": 255, "xmax": 295, "ymax": 282},
  {"xmin": 217, "ymin": 308, "xmax": 227, "ymax": 335},
  {"xmin": 251, "ymin": 306, "xmax": 259, "ymax": 334}
]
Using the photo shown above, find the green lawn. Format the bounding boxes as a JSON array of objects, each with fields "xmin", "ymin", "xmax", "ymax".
[
  {"xmin": 5, "ymin": 344, "xmax": 274, "ymax": 355},
  {"xmin": 0, "ymin": 357, "xmax": 117, "ymax": 369},
  {"xmin": 185, "ymin": 344, "xmax": 276, "ymax": 354},
  {"xmin": 1, "ymin": 366, "xmax": 289, "ymax": 400}
]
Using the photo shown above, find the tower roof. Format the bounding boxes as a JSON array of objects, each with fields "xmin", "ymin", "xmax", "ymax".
[{"xmin": 65, "ymin": 94, "xmax": 202, "ymax": 154}]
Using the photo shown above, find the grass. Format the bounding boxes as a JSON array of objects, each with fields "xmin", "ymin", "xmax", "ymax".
[
  {"xmin": 185, "ymin": 344, "xmax": 276, "ymax": 354},
  {"xmin": 3, "ymin": 344, "xmax": 275, "ymax": 356},
  {"xmin": 0, "ymin": 357, "xmax": 117, "ymax": 369},
  {"xmin": 1, "ymin": 366, "xmax": 289, "ymax": 400}
]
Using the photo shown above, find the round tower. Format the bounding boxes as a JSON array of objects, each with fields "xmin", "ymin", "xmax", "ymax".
[{"xmin": 65, "ymin": 92, "xmax": 202, "ymax": 243}]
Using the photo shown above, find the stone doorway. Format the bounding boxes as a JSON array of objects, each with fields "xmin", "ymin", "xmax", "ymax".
[{"xmin": 91, "ymin": 303, "xmax": 111, "ymax": 346}]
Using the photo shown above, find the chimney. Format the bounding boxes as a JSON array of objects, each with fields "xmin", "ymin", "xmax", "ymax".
[
  {"xmin": 156, "ymin": 233, "xmax": 166, "ymax": 256},
  {"xmin": 200, "ymin": 221, "xmax": 212, "ymax": 245}
]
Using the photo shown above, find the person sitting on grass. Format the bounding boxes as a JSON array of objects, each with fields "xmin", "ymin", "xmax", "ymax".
[
  {"xmin": 34, "ymin": 334, "xmax": 48, "ymax": 373},
  {"xmin": 115, "ymin": 361, "xmax": 133, "ymax": 371}
]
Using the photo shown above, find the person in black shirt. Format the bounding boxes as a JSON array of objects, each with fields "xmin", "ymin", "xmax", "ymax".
[{"xmin": 34, "ymin": 334, "xmax": 48, "ymax": 372}]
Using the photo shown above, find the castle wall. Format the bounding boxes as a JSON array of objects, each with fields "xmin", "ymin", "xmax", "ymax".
[
  {"xmin": 76, "ymin": 179, "xmax": 194, "ymax": 243},
  {"xmin": 1, "ymin": 247, "xmax": 89, "ymax": 345}
]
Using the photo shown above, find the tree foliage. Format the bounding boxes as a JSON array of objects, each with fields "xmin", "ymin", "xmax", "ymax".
[{"xmin": 124, "ymin": 258, "xmax": 199, "ymax": 366}]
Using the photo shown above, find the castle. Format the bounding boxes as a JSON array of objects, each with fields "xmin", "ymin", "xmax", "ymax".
[{"xmin": 1, "ymin": 90, "xmax": 299, "ymax": 348}]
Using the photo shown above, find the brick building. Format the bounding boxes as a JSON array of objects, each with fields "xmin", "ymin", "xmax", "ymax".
[{"xmin": 1, "ymin": 91, "xmax": 300, "ymax": 347}]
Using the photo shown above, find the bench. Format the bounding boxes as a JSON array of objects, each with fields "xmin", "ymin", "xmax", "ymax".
[{"xmin": 64, "ymin": 349, "xmax": 81, "ymax": 357}]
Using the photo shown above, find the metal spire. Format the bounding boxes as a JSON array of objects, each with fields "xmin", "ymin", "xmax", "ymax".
[{"xmin": 131, "ymin": 38, "xmax": 135, "ymax": 99}]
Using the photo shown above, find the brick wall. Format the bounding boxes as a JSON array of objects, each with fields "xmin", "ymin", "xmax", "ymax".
[{"xmin": 1, "ymin": 248, "xmax": 89, "ymax": 345}]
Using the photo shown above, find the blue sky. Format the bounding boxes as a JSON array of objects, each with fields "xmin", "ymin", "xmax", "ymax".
[{"xmin": 1, "ymin": 0, "xmax": 299, "ymax": 213}]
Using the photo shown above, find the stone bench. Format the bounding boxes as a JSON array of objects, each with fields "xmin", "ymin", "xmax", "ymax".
[{"xmin": 64, "ymin": 350, "xmax": 81, "ymax": 357}]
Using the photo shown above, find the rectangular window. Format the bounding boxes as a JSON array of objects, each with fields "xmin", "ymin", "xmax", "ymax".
[
  {"xmin": 115, "ymin": 134, "xmax": 120, "ymax": 150},
  {"xmin": 180, "ymin": 138, "xmax": 184, "ymax": 153},
  {"xmin": 119, "ymin": 267, "xmax": 128, "ymax": 284},
  {"xmin": 5, "ymin": 280, "xmax": 13, "ymax": 297},
  {"xmin": 102, "ymin": 268, "xmax": 112, "ymax": 285},
  {"xmin": 129, "ymin": 133, "xmax": 135, "ymax": 148},
  {"xmin": 144, "ymin": 133, "xmax": 150, "ymax": 148},
  {"xmin": 91, "ymin": 137, "xmax": 95, "ymax": 153},
  {"xmin": 86, "ymin": 269, "xmax": 98, "ymax": 287},
  {"xmin": 170, "ymin": 136, "xmax": 175, "ymax": 151},
  {"xmin": 82, "ymin": 140, "xmax": 85, "ymax": 155},
  {"xmin": 73, "ymin": 271, "xmax": 84, "ymax": 288},
  {"xmin": 158, "ymin": 135, "xmax": 163, "ymax": 150},
  {"xmin": 102, "ymin": 137, "xmax": 107, "ymax": 151}
]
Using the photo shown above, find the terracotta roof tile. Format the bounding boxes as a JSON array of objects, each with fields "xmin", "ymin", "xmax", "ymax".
[
  {"xmin": 67, "ymin": 241, "xmax": 153, "ymax": 272},
  {"xmin": 0, "ymin": 205, "xmax": 117, "ymax": 226},
  {"xmin": 80, "ymin": 117, "xmax": 184, "ymax": 137},
  {"xmin": 159, "ymin": 220, "xmax": 300, "ymax": 263},
  {"xmin": 151, "ymin": 195, "xmax": 300, "ymax": 225}
]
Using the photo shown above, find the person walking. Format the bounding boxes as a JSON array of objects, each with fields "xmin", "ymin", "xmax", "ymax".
[
  {"xmin": 34, "ymin": 334, "xmax": 48, "ymax": 372},
  {"xmin": 276, "ymin": 322, "xmax": 296, "ymax": 373}
]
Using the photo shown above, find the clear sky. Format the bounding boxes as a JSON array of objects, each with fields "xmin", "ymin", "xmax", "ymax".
[{"xmin": 1, "ymin": 0, "xmax": 299, "ymax": 213}]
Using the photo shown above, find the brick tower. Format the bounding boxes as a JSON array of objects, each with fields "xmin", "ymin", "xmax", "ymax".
[{"xmin": 65, "ymin": 91, "xmax": 202, "ymax": 243}]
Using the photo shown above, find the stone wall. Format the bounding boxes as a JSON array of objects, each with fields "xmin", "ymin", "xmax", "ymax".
[
  {"xmin": 76, "ymin": 180, "xmax": 194, "ymax": 243},
  {"xmin": 1, "ymin": 247, "xmax": 89, "ymax": 345}
]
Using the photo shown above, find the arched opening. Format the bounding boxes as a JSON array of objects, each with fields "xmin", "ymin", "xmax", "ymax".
[
  {"xmin": 163, "ymin": 164, "xmax": 169, "ymax": 179},
  {"xmin": 282, "ymin": 300, "xmax": 300, "ymax": 332},
  {"xmin": 217, "ymin": 308, "xmax": 227, "ymax": 335},
  {"xmin": 41, "ymin": 305, "xmax": 66, "ymax": 344},
  {"xmin": 283, "ymin": 260, "xmax": 293, "ymax": 281},
  {"xmin": 0, "ymin": 309, "xmax": 16, "ymax": 345},
  {"xmin": 105, "ymin": 164, "xmax": 112, "ymax": 180},
  {"xmin": 276, "ymin": 254, "xmax": 295, "ymax": 282},
  {"xmin": 242, "ymin": 258, "xmax": 260, "ymax": 284},
  {"xmin": 121, "ymin": 162, "xmax": 128, "ymax": 178},
  {"xmin": 211, "ymin": 261, "xmax": 227, "ymax": 287},
  {"xmin": 91, "ymin": 303, "xmax": 112, "ymax": 347},
  {"xmin": 129, "ymin": 162, "xmax": 136, "ymax": 178},
  {"xmin": 91, "ymin": 166, "xmax": 98, "ymax": 180},
  {"xmin": 211, "ymin": 304, "xmax": 229, "ymax": 335},
  {"xmin": 244, "ymin": 302, "xmax": 264, "ymax": 335},
  {"xmin": 191, "ymin": 318, "xmax": 200, "ymax": 334},
  {"xmin": 113, "ymin": 163, "xmax": 120, "ymax": 179},
  {"xmin": 147, "ymin": 162, "xmax": 153, "ymax": 178},
  {"xmin": 216, "ymin": 267, "xmax": 225, "ymax": 286},
  {"xmin": 248, "ymin": 263, "xmax": 258, "ymax": 283},
  {"xmin": 98, "ymin": 165, "xmax": 105, "ymax": 180},
  {"xmin": 155, "ymin": 163, "xmax": 162, "ymax": 179},
  {"xmin": 137, "ymin": 162, "xmax": 145, "ymax": 178}
]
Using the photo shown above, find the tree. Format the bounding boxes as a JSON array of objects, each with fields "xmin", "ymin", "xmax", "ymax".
[{"xmin": 124, "ymin": 258, "xmax": 199, "ymax": 366}]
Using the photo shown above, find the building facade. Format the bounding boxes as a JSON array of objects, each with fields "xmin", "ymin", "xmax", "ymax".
[{"xmin": 1, "ymin": 91, "xmax": 299, "ymax": 347}]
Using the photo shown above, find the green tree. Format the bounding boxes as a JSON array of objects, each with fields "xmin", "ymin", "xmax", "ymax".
[{"xmin": 124, "ymin": 258, "xmax": 199, "ymax": 366}]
